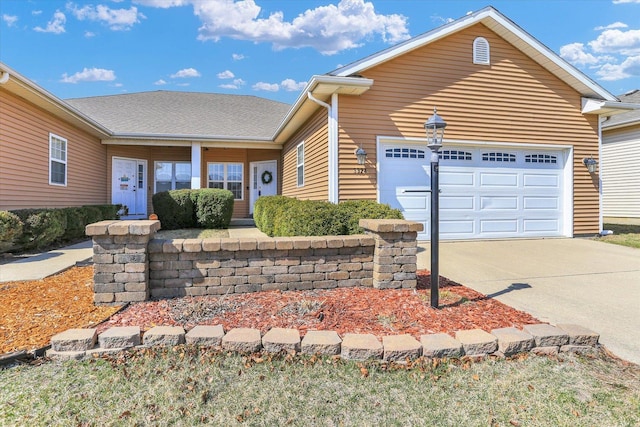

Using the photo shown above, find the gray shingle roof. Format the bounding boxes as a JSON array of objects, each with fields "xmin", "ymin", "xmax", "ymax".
[
  {"xmin": 603, "ymin": 89, "xmax": 640, "ymax": 129},
  {"xmin": 65, "ymin": 91, "xmax": 291, "ymax": 140}
]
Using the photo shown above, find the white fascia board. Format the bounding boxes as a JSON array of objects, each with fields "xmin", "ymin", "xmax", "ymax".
[
  {"xmin": 582, "ymin": 98, "xmax": 639, "ymax": 115},
  {"xmin": 332, "ymin": 7, "xmax": 616, "ymax": 102}
]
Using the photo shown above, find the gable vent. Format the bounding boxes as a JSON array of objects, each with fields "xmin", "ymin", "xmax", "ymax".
[{"xmin": 473, "ymin": 37, "xmax": 490, "ymax": 65}]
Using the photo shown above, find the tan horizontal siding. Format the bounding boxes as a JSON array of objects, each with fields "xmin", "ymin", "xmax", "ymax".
[
  {"xmin": 337, "ymin": 23, "xmax": 600, "ymax": 234},
  {"xmin": 0, "ymin": 89, "xmax": 107, "ymax": 210},
  {"xmin": 601, "ymin": 124, "xmax": 640, "ymax": 217},
  {"xmin": 281, "ymin": 109, "xmax": 328, "ymax": 200}
]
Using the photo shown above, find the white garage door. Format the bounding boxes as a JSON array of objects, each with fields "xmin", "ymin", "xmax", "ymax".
[{"xmin": 379, "ymin": 144, "xmax": 567, "ymax": 240}]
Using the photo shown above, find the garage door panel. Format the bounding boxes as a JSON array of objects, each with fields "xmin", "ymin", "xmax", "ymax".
[
  {"xmin": 480, "ymin": 219, "xmax": 519, "ymax": 233},
  {"xmin": 440, "ymin": 171, "xmax": 474, "ymax": 186},
  {"xmin": 441, "ymin": 196, "xmax": 474, "ymax": 210},
  {"xmin": 441, "ymin": 220, "xmax": 475, "ymax": 235},
  {"xmin": 523, "ymin": 174, "xmax": 559, "ymax": 188},
  {"xmin": 523, "ymin": 219, "xmax": 560, "ymax": 233},
  {"xmin": 480, "ymin": 173, "xmax": 518, "ymax": 187},
  {"xmin": 481, "ymin": 196, "xmax": 518, "ymax": 210},
  {"xmin": 523, "ymin": 197, "xmax": 559, "ymax": 210}
]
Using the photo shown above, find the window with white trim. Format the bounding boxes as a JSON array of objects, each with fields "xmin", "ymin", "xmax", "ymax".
[
  {"xmin": 482, "ymin": 152, "xmax": 516, "ymax": 162},
  {"xmin": 155, "ymin": 161, "xmax": 191, "ymax": 192},
  {"xmin": 49, "ymin": 133, "xmax": 67, "ymax": 186},
  {"xmin": 385, "ymin": 147, "xmax": 426, "ymax": 159},
  {"xmin": 297, "ymin": 142, "xmax": 304, "ymax": 187},
  {"xmin": 207, "ymin": 162, "xmax": 243, "ymax": 200},
  {"xmin": 525, "ymin": 154, "xmax": 557, "ymax": 164},
  {"xmin": 473, "ymin": 37, "xmax": 490, "ymax": 65},
  {"xmin": 440, "ymin": 150, "xmax": 472, "ymax": 161}
]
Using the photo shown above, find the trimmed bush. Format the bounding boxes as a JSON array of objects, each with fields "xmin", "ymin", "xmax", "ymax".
[
  {"xmin": 337, "ymin": 200, "xmax": 404, "ymax": 235},
  {"xmin": 91, "ymin": 204, "xmax": 120, "ymax": 220},
  {"xmin": 152, "ymin": 190, "xmax": 195, "ymax": 230},
  {"xmin": 253, "ymin": 196, "xmax": 405, "ymax": 237},
  {"xmin": 11, "ymin": 209, "xmax": 67, "ymax": 250},
  {"xmin": 0, "ymin": 211, "xmax": 23, "ymax": 253},
  {"xmin": 195, "ymin": 189, "xmax": 234, "ymax": 229},
  {"xmin": 61, "ymin": 207, "xmax": 86, "ymax": 241}
]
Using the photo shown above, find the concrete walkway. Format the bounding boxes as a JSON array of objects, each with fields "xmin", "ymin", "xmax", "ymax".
[{"xmin": 417, "ymin": 238, "xmax": 640, "ymax": 365}]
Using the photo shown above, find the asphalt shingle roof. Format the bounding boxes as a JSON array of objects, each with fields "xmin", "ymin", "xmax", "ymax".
[
  {"xmin": 603, "ymin": 89, "xmax": 640, "ymax": 129},
  {"xmin": 65, "ymin": 91, "xmax": 291, "ymax": 139}
]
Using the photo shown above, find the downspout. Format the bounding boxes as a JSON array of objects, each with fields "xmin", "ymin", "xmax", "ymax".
[
  {"xmin": 0, "ymin": 71, "xmax": 9, "ymax": 84},
  {"xmin": 307, "ymin": 92, "xmax": 339, "ymax": 203},
  {"xmin": 598, "ymin": 116, "xmax": 605, "ymax": 233}
]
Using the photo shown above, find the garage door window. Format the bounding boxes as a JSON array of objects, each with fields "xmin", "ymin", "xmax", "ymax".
[
  {"xmin": 440, "ymin": 150, "xmax": 472, "ymax": 161},
  {"xmin": 482, "ymin": 152, "xmax": 516, "ymax": 162},
  {"xmin": 525, "ymin": 154, "xmax": 557, "ymax": 164},
  {"xmin": 385, "ymin": 148, "xmax": 425, "ymax": 159}
]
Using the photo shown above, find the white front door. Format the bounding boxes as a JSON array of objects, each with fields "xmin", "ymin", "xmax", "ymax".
[
  {"xmin": 112, "ymin": 157, "xmax": 147, "ymax": 218},
  {"xmin": 250, "ymin": 160, "xmax": 278, "ymax": 214}
]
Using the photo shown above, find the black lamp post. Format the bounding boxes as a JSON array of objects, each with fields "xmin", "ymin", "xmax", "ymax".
[{"xmin": 424, "ymin": 108, "xmax": 447, "ymax": 308}]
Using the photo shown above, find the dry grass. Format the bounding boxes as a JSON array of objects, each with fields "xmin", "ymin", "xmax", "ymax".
[{"xmin": 598, "ymin": 224, "xmax": 640, "ymax": 249}]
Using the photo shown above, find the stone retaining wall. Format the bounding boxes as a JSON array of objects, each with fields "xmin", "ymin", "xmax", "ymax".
[{"xmin": 85, "ymin": 219, "xmax": 423, "ymax": 305}]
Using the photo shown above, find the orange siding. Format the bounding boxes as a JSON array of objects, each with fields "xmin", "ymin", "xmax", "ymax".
[
  {"xmin": 337, "ymin": 23, "xmax": 600, "ymax": 234},
  {"xmin": 281, "ymin": 109, "xmax": 328, "ymax": 200},
  {"xmin": 0, "ymin": 89, "xmax": 107, "ymax": 210}
]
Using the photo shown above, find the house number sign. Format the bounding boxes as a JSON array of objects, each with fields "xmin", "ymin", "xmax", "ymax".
[{"xmin": 353, "ymin": 168, "xmax": 367, "ymax": 174}]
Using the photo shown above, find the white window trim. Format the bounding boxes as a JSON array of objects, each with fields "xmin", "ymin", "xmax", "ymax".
[
  {"xmin": 153, "ymin": 161, "xmax": 192, "ymax": 193},
  {"xmin": 207, "ymin": 162, "xmax": 244, "ymax": 200},
  {"xmin": 49, "ymin": 133, "xmax": 67, "ymax": 186},
  {"xmin": 296, "ymin": 141, "xmax": 305, "ymax": 187},
  {"xmin": 473, "ymin": 37, "xmax": 490, "ymax": 65}
]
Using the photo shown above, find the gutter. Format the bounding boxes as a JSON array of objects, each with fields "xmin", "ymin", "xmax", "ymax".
[{"xmin": 307, "ymin": 92, "xmax": 339, "ymax": 204}]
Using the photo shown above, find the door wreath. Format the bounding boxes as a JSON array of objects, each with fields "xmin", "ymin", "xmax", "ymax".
[{"xmin": 261, "ymin": 170, "xmax": 273, "ymax": 185}]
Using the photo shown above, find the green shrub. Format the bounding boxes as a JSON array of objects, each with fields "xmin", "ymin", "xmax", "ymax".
[
  {"xmin": 90, "ymin": 204, "xmax": 120, "ymax": 220},
  {"xmin": 152, "ymin": 190, "xmax": 195, "ymax": 230},
  {"xmin": 337, "ymin": 200, "xmax": 404, "ymax": 234},
  {"xmin": 0, "ymin": 211, "xmax": 23, "ymax": 253},
  {"xmin": 195, "ymin": 189, "xmax": 234, "ymax": 229},
  {"xmin": 276, "ymin": 200, "xmax": 346, "ymax": 236},
  {"xmin": 11, "ymin": 209, "xmax": 66, "ymax": 250},
  {"xmin": 253, "ymin": 196, "xmax": 297, "ymax": 237},
  {"xmin": 82, "ymin": 206, "xmax": 103, "ymax": 227},
  {"xmin": 61, "ymin": 207, "xmax": 86, "ymax": 241}
]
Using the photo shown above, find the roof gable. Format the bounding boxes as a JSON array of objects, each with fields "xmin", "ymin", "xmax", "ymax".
[{"xmin": 330, "ymin": 6, "xmax": 616, "ymax": 102}]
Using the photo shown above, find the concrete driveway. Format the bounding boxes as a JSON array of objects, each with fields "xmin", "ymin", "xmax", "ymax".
[{"xmin": 417, "ymin": 238, "xmax": 640, "ymax": 365}]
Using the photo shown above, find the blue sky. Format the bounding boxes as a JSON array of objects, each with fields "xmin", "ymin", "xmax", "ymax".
[{"xmin": 1, "ymin": 0, "xmax": 639, "ymax": 104}]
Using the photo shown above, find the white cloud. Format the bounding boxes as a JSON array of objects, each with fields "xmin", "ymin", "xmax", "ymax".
[
  {"xmin": 221, "ymin": 78, "xmax": 246, "ymax": 88},
  {"xmin": 34, "ymin": 10, "xmax": 66, "ymax": 34},
  {"xmin": 2, "ymin": 14, "xmax": 18, "ymax": 27},
  {"xmin": 61, "ymin": 67, "xmax": 116, "ymax": 83},
  {"xmin": 280, "ymin": 78, "xmax": 307, "ymax": 91},
  {"xmin": 560, "ymin": 42, "xmax": 600, "ymax": 66},
  {"xmin": 612, "ymin": 0, "xmax": 640, "ymax": 3},
  {"xmin": 252, "ymin": 81, "xmax": 279, "ymax": 92},
  {"xmin": 154, "ymin": 79, "xmax": 167, "ymax": 85},
  {"xmin": 217, "ymin": 70, "xmax": 235, "ymax": 79},
  {"xmin": 232, "ymin": 53, "xmax": 245, "ymax": 60},
  {"xmin": 596, "ymin": 55, "xmax": 640, "ymax": 80},
  {"xmin": 85, "ymin": 31, "xmax": 96, "ymax": 37},
  {"xmin": 137, "ymin": 0, "xmax": 409, "ymax": 55},
  {"xmin": 595, "ymin": 22, "xmax": 628, "ymax": 31},
  {"xmin": 67, "ymin": 3, "xmax": 145, "ymax": 30},
  {"xmin": 430, "ymin": 14, "xmax": 455, "ymax": 25},
  {"xmin": 589, "ymin": 28, "xmax": 640, "ymax": 55},
  {"xmin": 220, "ymin": 84, "xmax": 238, "ymax": 89},
  {"xmin": 170, "ymin": 68, "xmax": 201, "ymax": 78},
  {"xmin": 32, "ymin": 10, "xmax": 43, "ymax": 16}
]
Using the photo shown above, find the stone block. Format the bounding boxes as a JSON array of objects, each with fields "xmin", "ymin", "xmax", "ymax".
[
  {"xmin": 262, "ymin": 328, "xmax": 301, "ymax": 353},
  {"xmin": 51, "ymin": 329, "xmax": 97, "ymax": 352},
  {"xmin": 256, "ymin": 239, "xmax": 276, "ymax": 250},
  {"xmin": 455, "ymin": 329, "xmax": 498, "ymax": 355},
  {"xmin": 560, "ymin": 345, "xmax": 597, "ymax": 355},
  {"xmin": 85, "ymin": 347, "xmax": 127, "ymax": 358},
  {"xmin": 490, "ymin": 327, "xmax": 535, "ymax": 356},
  {"xmin": 163, "ymin": 240, "xmax": 183, "ymax": 253},
  {"xmin": 206, "ymin": 285, "xmax": 234, "ymax": 295},
  {"xmin": 94, "ymin": 283, "xmax": 124, "ymax": 293},
  {"xmin": 185, "ymin": 325, "xmax": 225, "ymax": 347},
  {"xmin": 185, "ymin": 287, "xmax": 208, "ymax": 296},
  {"xmin": 523, "ymin": 324, "xmax": 569, "ymax": 347},
  {"xmin": 531, "ymin": 346, "xmax": 559, "ymax": 356},
  {"xmin": 125, "ymin": 263, "xmax": 146, "ymax": 273},
  {"xmin": 46, "ymin": 349, "xmax": 86, "ymax": 361},
  {"xmin": 557, "ymin": 324, "xmax": 599, "ymax": 346},
  {"xmin": 261, "ymin": 283, "xmax": 289, "ymax": 291},
  {"xmin": 274, "ymin": 238, "xmax": 294, "ymax": 250},
  {"xmin": 99, "ymin": 326, "xmax": 141, "ymax": 349},
  {"xmin": 288, "ymin": 282, "xmax": 313, "ymax": 291},
  {"xmin": 341, "ymin": 333, "xmax": 383, "ymax": 360},
  {"xmin": 107, "ymin": 222, "xmax": 130, "ymax": 236},
  {"xmin": 94, "ymin": 292, "xmax": 115, "ymax": 304},
  {"xmin": 382, "ymin": 335, "xmax": 422, "ymax": 362},
  {"xmin": 86, "ymin": 220, "xmax": 116, "ymax": 236},
  {"xmin": 143, "ymin": 326, "xmax": 186, "ymax": 346},
  {"xmin": 329, "ymin": 271, "xmax": 351, "ymax": 282},
  {"xmin": 202, "ymin": 238, "xmax": 221, "ymax": 251},
  {"xmin": 182, "ymin": 239, "xmax": 203, "ymax": 252},
  {"xmin": 301, "ymin": 331, "xmax": 342, "ymax": 355},
  {"xmin": 313, "ymin": 280, "xmax": 337, "ymax": 289},
  {"xmin": 235, "ymin": 284, "xmax": 261, "ymax": 293},
  {"xmin": 262, "ymin": 266, "xmax": 289, "ymax": 275},
  {"xmin": 222, "ymin": 328, "xmax": 262, "ymax": 353},
  {"xmin": 115, "ymin": 291, "xmax": 148, "ymax": 303},
  {"xmin": 128, "ymin": 220, "xmax": 160, "ymax": 235},
  {"xmin": 421, "ymin": 333, "xmax": 464, "ymax": 358}
]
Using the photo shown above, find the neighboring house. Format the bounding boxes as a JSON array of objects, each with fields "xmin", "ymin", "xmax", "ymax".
[
  {"xmin": 601, "ymin": 89, "xmax": 640, "ymax": 219},
  {"xmin": 0, "ymin": 6, "xmax": 633, "ymax": 239}
]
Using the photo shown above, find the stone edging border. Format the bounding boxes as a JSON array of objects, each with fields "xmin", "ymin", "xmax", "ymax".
[{"xmin": 47, "ymin": 323, "xmax": 600, "ymax": 362}]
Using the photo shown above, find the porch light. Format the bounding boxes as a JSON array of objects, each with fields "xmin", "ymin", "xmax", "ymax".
[
  {"xmin": 355, "ymin": 146, "xmax": 367, "ymax": 165},
  {"xmin": 583, "ymin": 157, "xmax": 598, "ymax": 173},
  {"xmin": 424, "ymin": 107, "xmax": 447, "ymax": 309}
]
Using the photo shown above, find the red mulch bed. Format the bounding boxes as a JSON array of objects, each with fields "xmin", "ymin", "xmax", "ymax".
[{"xmin": 97, "ymin": 269, "xmax": 540, "ymax": 339}]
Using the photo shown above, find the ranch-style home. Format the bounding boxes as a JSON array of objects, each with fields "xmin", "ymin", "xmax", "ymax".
[{"xmin": 0, "ymin": 6, "xmax": 635, "ymax": 240}]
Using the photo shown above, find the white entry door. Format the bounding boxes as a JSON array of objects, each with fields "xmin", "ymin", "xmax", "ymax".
[
  {"xmin": 112, "ymin": 157, "xmax": 147, "ymax": 218},
  {"xmin": 250, "ymin": 160, "xmax": 278, "ymax": 214}
]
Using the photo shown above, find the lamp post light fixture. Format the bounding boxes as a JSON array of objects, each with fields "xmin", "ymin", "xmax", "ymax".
[
  {"xmin": 424, "ymin": 107, "xmax": 447, "ymax": 308},
  {"xmin": 355, "ymin": 146, "xmax": 367, "ymax": 165},
  {"xmin": 583, "ymin": 157, "xmax": 598, "ymax": 173}
]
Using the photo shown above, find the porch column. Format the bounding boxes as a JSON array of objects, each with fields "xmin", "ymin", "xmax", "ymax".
[{"xmin": 191, "ymin": 141, "xmax": 202, "ymax": 189}]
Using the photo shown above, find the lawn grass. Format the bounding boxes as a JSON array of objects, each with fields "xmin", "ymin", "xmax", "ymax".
[
  {"xmin": 155, "ymin": 228, "xmax": 229, "ymax": 239},
  {"xmin": 598, "ymin": 224, "xmax": 640, "ymax": 249},
  {"xmin": 1, "ymin": 347, "xmax": 639, "ymax": 426}
]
